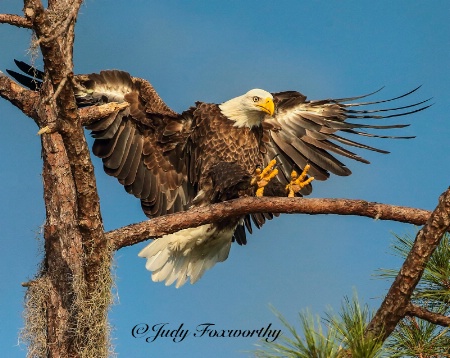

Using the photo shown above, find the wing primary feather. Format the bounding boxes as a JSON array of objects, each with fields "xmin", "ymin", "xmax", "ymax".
[
  {"xmin": 103, "ymin": 121, "xmax": 133, "ymax": 169},
  {"xmin": 147, "ymin": 170, "xmax": 159, "ymax": 203},
  {"xmin": 13, "ymin": 59, "xmax": 45, "ymax": 79},
  {"xmin": 139, "ymin": 165, "xmax": 153, "ymax": 200},
  {"xmin": 340, "ymin": 129, "xmax": 415, "ymax": 139},
  {"xmin": 92, "ymin": 123, "xmax": 124, "ymax": 158},
  {"xmin": 233, "ymin": 225, "xmax": 247, "ymax": 246},
  {"xmin": 300, "ymin": 136, "xmax": 370, "ymax": 164},
  {"xmin": 271, "ymin": 131, "xmax": 330, "ymax": 180},
  {"xmin": 122, "ymin": 135, "xmax": 143, "ymax": 186},
  {"xmin": 329, "ymin": 134, "xmax": 390, "ymax": 154},
  {"xmin": 290, "ymin": 139, "xmax": 351, "ymax": 176},
  {"xmin": 114, "ymin": 126, "xmax": 137, "ymax": 179},
  {"xmin": 6, "ymin": 69, "xmax": 41, "ymax": 91},
  {"xmin": 244, "ymin": 215, "xmax": 253, "ymax": 234},
  {"xmin": 345, "ymin": 98, "xmax": 432, "ymax": 114},
  {"xmin": 332, "ymin": 86, "xmax": 421, "ymax": 106},
  {"xmin": 316, "ymin": 87, "xmax": 385, "ymax": 103},
  {"xmin": 251, "ymin": 213, "xmax": 265, "ymax": 229},
  {"xmin": 127, "ymin": 161, "xmax": 146, "ymax": 197},
  {"xmin": 151, "ymin": 192, "xmax": 165, "ymax": 216},
  {"xmin": 272, "ymin": 140, "xmax": 330, "ymax": 181},
  {"xmin": 86, "ymin": 109, "xmax": 120, "ymax": 131},
  {"xmin": 345, "ymin": 104, "xmax": 432, "ymax": 119},
  {"xmin": 91, "ymin": 112, "xmax": 124, "ymax": 139},
  {"xmin": 338, "ymin": 123, "xmax": 410, "ymax": 130}
]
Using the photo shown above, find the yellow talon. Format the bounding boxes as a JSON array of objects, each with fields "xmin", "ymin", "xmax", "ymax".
[
  {"xmin": 260, "ymin": 159, "xmax": 277, "ymax": 178},
  {"xmin": 286, "ymin": 164, "xmax": 314, "ymax": 197},
  {"xmin": 251, "ymin": 159, "xmax": 279, "ymax": 197},
  {"xmin": 255, "ymin": 187, "xmax": 265, "ymax": 197}
]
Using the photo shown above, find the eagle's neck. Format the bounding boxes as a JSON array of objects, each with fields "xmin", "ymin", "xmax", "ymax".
[{"xmin": 219, "ymin": 95, "xmax": 264, "ymax": 128}]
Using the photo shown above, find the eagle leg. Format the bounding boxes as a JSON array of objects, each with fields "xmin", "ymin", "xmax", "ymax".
[
  {"xmin": 286, "ymin": 164, "xmax": 315, "ymax": 197},
  {"xmin": 251, "ymin": 159, "xmax": 279, "ymax": 197}
]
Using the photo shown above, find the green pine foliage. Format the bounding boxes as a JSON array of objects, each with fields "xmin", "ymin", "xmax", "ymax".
[
  {"xmin": 384, "ymin": 309, "xmax": 450, "ymax": 357},
  {"xmin": 326, "ymin": 296, "xmax": 384, "ymax": 358},
  {"xmin": 254, "ymin": 308, "xmax": 341, "ymax": 358},
  {"xmin": 255, "ymin": 233, "xmax": 450, "ymax": 357},
  {"xmin": 254, "ymin": 296, "xmax": 383, "ymax": 358}
]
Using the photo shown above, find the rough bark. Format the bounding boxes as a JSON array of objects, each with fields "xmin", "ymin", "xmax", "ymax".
[{"xmin": 40, "ymin": 124, "xmax": 86, "ymax": 357}]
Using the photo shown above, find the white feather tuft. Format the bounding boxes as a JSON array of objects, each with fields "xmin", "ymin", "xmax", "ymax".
[{"xmin": 138, "ymin": 224, "xmax": 235, "ymax": 288}]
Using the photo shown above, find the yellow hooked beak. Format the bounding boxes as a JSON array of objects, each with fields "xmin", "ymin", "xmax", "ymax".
[{"xmin": 257, "ymin": 97, "xmax": 275, "ymax": 116}]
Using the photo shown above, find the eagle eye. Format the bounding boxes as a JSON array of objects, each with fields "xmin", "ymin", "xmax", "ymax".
[{"xmin": 252, "ymin": 96, "xmax": 260, "ymax": 103}]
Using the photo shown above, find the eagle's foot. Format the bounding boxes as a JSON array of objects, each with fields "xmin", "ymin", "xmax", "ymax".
[
  {"xmin": 286, "ymin": 164, "xmax": 314, "ymax": 197},
  {"xmin": 251, "ymin": 159, "xmax": 279, "ymax": 197}
]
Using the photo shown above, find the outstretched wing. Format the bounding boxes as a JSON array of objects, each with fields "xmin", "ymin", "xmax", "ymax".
[
  {"xmin": 264, "ymin": 88, "xmax": 431, "ymax": 194},
  {"xmin": 8, "ymin": 61, "xmax": 194, "ymax": 218},
  {"xmin": 79, "ymin": 71, "xmax": 194, "ymax": 217}
]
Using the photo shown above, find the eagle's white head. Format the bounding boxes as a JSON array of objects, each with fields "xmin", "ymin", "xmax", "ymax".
[{"xmin": 219, "ymin": 89, "xmax": 275, "ymax": 128}]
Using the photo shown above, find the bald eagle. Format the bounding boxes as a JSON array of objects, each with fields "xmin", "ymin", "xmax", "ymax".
[{"xmin": 7, "ymin": 61, "xmax": 429, "ymax": 287}]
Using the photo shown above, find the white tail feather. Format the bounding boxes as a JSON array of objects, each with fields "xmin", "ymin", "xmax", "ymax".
[{"xmin": 138, "ymin": 224, "xmax": 234, "ymax": 288}]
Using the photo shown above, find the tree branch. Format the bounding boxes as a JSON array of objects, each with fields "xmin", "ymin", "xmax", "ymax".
[
  {"xmin": 0, "ymin": 14, "xmax": 33, "ymax": 28},
  {"xmin": 405, "ymin": 303, "xmax": 450, "ymax": 327},
  {"xmin": 0, "ymin": 71, "xmax": 40, "ymax": 122},
  {"xmin": 79, "ymin": 102, "xmax": 129, "ymax": 126},
  {"xmin": 108, "ymin": 196, "xmax": 434, "ymax": 250},
  {"xmin": 366, "ymin": 187, "xmax": 450, "ymax": 341}
]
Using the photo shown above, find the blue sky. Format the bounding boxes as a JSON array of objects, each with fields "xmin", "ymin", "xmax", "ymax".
[{"xmin": 1, "ymin": 1, "xmax": 449, "ymax": 357}]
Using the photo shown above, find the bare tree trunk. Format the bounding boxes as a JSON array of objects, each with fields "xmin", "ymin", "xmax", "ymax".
[{"xmin": 4, "ymin": 1, "xmax": 112, "ymax": 357}]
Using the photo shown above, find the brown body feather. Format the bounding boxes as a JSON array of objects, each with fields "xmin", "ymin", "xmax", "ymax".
[{"xmin": 188, "ymin": 102, "xmax": 265, "ymax": 202}]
